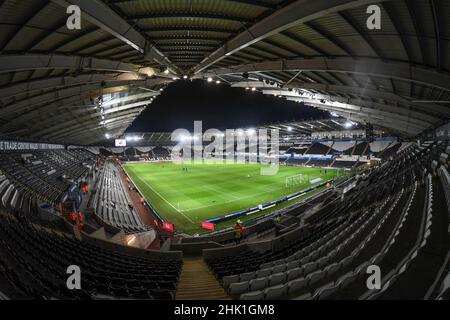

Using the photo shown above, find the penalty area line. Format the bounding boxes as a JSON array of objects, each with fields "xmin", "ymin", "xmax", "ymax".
[{"xmin": 132, "ymin": 174, "xmax": 194, "ymax": 224}]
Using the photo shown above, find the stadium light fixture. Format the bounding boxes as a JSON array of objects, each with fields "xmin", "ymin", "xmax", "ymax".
[
  {"xmin": 345, "ymin": 121, "xmax": 354, "ymax": 128},
  {"xmin": 330, "ymin": 112, "xmax": 339, "ymax": 117},
  {"xmin": 245, "ymin": 87, "xmax": 250, "ymax": 90},
  {"xmin": 163, "ymin": 68, "xmax": 170, "ymax": 74},
  {"xmin": 207, "ymin": 77, "xmax": 213, "ymax": 82},
  {"xmin": 216, "ymin": 80, "xmax": 221, "ymax": 84},
  {"xmin": 251, "ymin": 87, "xmax": 256, "ymax": 92},
  {"xmin": 127, "ymin": 236, "xmax": 137, "ymax": 246},
  {"xmin": 183, "ymin": 75, "xmax": 188, "ymax": 80},
  {"xmin": 287, "ymin": 126, "xmax": 293, "ymax": 132},
  {"xmin": 105, "ymin": 133, "xmax": 110, "ymax": 139}
]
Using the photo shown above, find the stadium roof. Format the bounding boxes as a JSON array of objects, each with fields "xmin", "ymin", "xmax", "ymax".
[{"xmin": 0, "ymin": 0, "xmax": 449, "ymax": 145}]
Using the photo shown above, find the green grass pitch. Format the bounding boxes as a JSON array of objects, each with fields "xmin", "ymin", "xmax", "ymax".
[{"xmin": 123, "ymin": 161, "xmax": 339, "ymax": 234}]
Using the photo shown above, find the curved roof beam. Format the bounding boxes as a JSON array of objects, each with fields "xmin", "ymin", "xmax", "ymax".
[
  {"xmin": 262, "ymin": 89, "xmax": 439, "ymax": 125},
  {"xmin": 108, "ymin": 0, "xmax": 277, "ymax": 10},
  {"xmin": 292, "ymin": 104, "xmax": 422, "ymax": 136},
  {"xmin": 0, "ymin": 75, "xmax": 171, "ymax": 101},
  {"xmin": 193, "ymin": 0, "xmax": 385, "ymax": 73},
  {"xmin": 41, "ymin": 110, "xmax": 143, "ymax": 141},
  {"xmin": 0, "ymin": 82, "xmax": 147, "ymax": 119},
  {"xmin": 0, "ymin": 85, "xmax": 140, "ymax": 132},
  {"xmin": 286, "ymin": 96, "xmax": 431, "ymax": 129},
  {"xmin": 231, "ymin": 81, "xmax": 449, "ymax": 116},
  {"xmin": 203, "ymin": 57, "xmax": 450, "ymax": 93},
  {"xmin": 0, "ymin": 54, "xmax": 156, "ymax": 76},
  {"xmin": 49, "ymin": 0, "xmax": 180, "ymax": 74},
  {"xmin": 35, "ymin": 98, "xmax": 153, "ymax": 133}
]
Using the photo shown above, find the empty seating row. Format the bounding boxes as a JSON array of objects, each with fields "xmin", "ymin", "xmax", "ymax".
[
  {"xmin": 93, "ymin": 161, "xmax": 149, "ymax": 234},
  {"xmin": 207, "ymin": 143, "xmax": 431, "ymax": 300},
  {"xmin": 0, "ymin": 212, "xmax": 182, "ymax": 300}
]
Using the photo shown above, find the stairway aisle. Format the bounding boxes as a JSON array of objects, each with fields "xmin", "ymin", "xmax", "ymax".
[{"xmin": 176, "ymin": 257, "xmax": 230, "ymax": 300}]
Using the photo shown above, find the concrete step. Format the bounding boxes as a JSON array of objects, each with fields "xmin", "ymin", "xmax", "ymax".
[{"xmin": 176, "ymin": 257, "xmax": 230, "ymax": 300}]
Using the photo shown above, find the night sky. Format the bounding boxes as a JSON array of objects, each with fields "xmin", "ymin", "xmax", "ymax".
[{"xmin": 126, "ymin": 80, "xmax": 329, "ymax": 132}]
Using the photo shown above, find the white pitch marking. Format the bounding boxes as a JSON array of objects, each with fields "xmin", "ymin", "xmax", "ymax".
[{"xmin": 132, "ymin": 173, "xmax": 194, "ymax": 223}]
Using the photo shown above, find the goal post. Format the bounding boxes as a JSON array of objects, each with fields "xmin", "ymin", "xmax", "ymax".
[{"xmin": 285, "ymin": 174, "xmax": 309, "ymax": 188}]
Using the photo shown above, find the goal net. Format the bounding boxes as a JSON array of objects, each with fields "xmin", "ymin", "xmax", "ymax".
[{"xmin": 285, "ymin": 174, "xmax": 309, "ymax": 188}]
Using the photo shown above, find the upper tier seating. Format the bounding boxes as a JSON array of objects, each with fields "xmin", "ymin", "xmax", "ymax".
[
  {"xmin": 93, "ymin": 161, "xmax": 150, "ymax": 234},
  {"xmin": 286, "ymin": 147, "xmax": 308, "ymax": 155},
  {"xmin": 152, "ymin": 147, "xmax": 170, "ymax": 160},
  {"xmin": 0, "ymin": 149, "xmax": 93, "ymax": 205},
  {"xmin": 373, "ymin": 142, "xmax": 401, "ymax": 159},
  {"xmin": 352, "ymin": 142, "xmax": 369, "ymax": 156},
  {"xmin": 330, "ymin": 141, "xmax": 356, "ymax": 154},
  {"xmin": 306, "ymin": 143, "xmax": 330, "ymax": 155}
]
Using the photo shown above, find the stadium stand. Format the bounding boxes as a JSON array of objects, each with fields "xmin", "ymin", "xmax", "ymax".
[
  {"xmin": 204, "ymin": 143, "xmax": 449, "ymax": 300},
  {"xmin": 331, "ymin": 141, "xmax": 356, "ymax": 154},
  {"xmin": 305, "ymin": 143, "xmax": 330, "ymax": 155},
  {"xmin": 0, "ymin": 211, "xmax": 182, "ymax": 300},
  {"xmin": 152, "ymin": 147, "xmax": 171, "ymax": 160},
  {"xmin": 0, "ymin": 0, "xmax": 449, "ymax": 304},
  {"xmin": 352, "ymin": 142, "xmax": 369, "ymax": 156},
  {"xmin": 0, "ymin": 150, "xmax": 93, "ymax": 205},
  {"xmin": 332, "ymin": 160, "xmax": 359, "ymax": 169},
  {"xmin": 285, "ymin": 158, "xmax": 310, "ymax": 166},
  {"xmin": 93, "ymin": 161, "xmax": 150, "ymax": 234},
  {"xmin": 307, "ymin": 160, "xmax": 334, "ymax": 167}
]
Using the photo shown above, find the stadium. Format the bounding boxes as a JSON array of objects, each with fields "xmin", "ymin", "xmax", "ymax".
[{"xmin": 0, "ymin": 0, "xmax": 449, "ymax": 305}]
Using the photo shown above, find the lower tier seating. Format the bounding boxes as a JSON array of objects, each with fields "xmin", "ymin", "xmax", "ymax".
[
  {"xmin": 93, "ymin": 161, "xmax": 150, "ymax": 234},
  {"xmin": 0, "ymin": 212, "xmax": 182, "ymax": 300},
  {"xmin": 206, "ymin": 142, "xmax": 450, "ymax": 300}
]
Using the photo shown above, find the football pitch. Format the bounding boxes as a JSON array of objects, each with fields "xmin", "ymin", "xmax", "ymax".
[{"xmin": 123, "ymin": 162, "xmax": 339, "ymax": 234}]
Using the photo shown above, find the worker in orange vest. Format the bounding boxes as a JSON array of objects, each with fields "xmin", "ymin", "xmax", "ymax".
[{"xmin": 234, "ymin": 220, "xmax": 244, "ymax": 245}]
